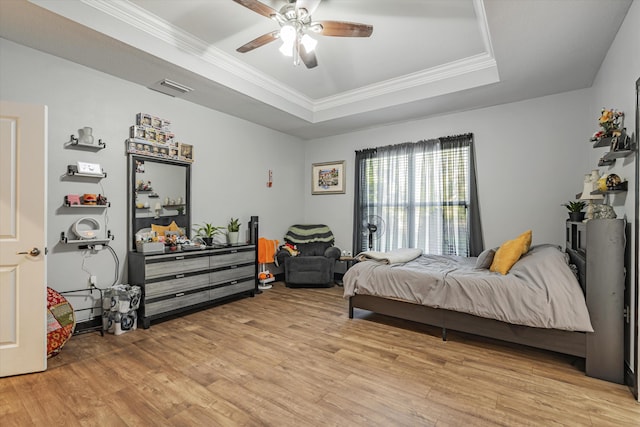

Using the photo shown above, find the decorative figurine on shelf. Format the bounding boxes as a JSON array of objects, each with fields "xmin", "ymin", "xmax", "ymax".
[
  {"xmin": 579, "ymin": 173, "xmax": 604, "ymax": 221},
  {"xmin": 82, "ymin": 193, "xmax": 97, "ymax": 205},
  {"xmin": 78, "ymin": 127, "xmax": 94, "ymax": 145},
  {"xmin": 592, "ymin": 204, "xmax": 617, "ymax": 219},
  {"xmin": 591, "ymin": 108, "xmax": 625, "ymax": 141},
  {"xmin": 606, "ymin": 173, "xmax": 622, "ymax": 189},
  {"xmin": 135, "ymin": 180, "xmax": 152, "ymax": 191},
  {"xmin": 65, "ymin": 194, "xmax": 81, "ymax": 206}
]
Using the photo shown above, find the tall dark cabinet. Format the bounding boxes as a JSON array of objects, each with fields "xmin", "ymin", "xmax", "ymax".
[{"xmin": 566, "ymin": 219, "xmax": 625, "ymax": 383}]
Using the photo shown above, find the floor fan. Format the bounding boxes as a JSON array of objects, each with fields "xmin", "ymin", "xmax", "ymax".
[{"xmin": 362, "ymin": 215, "xmax": 385, "ymax": 250}]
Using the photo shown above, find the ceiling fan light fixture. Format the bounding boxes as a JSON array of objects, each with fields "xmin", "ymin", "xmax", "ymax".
[
  {"xmin": 279, "ymin": 24, "xmax": 297, "ymax": 44},
  {"xmin": 233, "ymin": 0, "xmax": 373, "ymax": 68},
  {"xmin": 301, "ymin": 34, "xmax": 317, "ymax": 52},
  {"xmin": 279, "ymin": 41, "xmax": 294, "ymax": 57}
]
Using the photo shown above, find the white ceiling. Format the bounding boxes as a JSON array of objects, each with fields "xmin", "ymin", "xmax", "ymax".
[{"xmin": 0, "ymin": 0, "xmax": 633, "ymax": 139}]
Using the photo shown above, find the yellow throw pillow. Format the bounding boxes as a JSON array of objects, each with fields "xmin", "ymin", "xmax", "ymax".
[
  {"xmin": 490, "ymin": 230, "xmax": 532, "ymax": 275},
  {"xmin": 151, "ymin": 221, "xmax": 180, "ymax": 236},
  {"xmin": 151, "ymin": 223, "xmax": 170, "ymax": 236}
]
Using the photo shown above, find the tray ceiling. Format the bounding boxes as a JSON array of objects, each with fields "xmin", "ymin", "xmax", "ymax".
[{"xmin": 0, "ymin": 0, "xmax": 632, "ymax": 139}]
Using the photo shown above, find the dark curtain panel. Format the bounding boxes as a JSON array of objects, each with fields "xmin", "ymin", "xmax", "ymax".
[
  {"xmin": 440, "ymin": 134, "xmax": 484, "ymax": 256},
  {"xmin": 353, "ymin": 148, "xmax": 377, "ymax": 254}
]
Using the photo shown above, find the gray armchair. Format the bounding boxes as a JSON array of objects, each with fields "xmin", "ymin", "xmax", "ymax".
[{"xmin": 275, "ymin": 224, "xmax": 341, "ymax": 288}]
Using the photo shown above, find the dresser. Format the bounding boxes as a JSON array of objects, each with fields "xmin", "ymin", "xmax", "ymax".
[
  {"xmin": 565, "ymin": 219, "xmax": 625, "ymax": 383},
  {"xmin": 128, "ymin": 244, "xmax": 257, "ymax": 328}
]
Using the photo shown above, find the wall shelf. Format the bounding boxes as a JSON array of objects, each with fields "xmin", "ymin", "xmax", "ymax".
[
  {"xmin": 592, "ymin": 136, "xmax": 617, "ymax": 148},
  {"xmin": 598, "ymin": 158, "xmax": 616, "ymax": 167},
  {"xmin": 66, "ymin": 139, "xmax": 106, "ymax": 150},
  {"xmin": 63, "ymin": 202, "xmax": 110, "ymax": 208},
  {"xmin": 66, "ymin": 165, "xmax": 107, "ymax": 179},
  {"xmin": 591, "ymin": 181, "xmax": 628, "ymax": 195},
  {"xmin": 60, "ymin": 230, "xmax": 114, "ymax": 246},
  {"xmin": 592, "ymin": 131, "xmax": 636, "ymax": 166},
  {"xmin": 601, "ymin": 148, "xmax": 635, "ymax": 161}
]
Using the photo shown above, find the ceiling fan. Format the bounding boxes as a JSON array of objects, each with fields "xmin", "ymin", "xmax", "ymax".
[{"xmin": 232, "ymin": 0, "xmax": 373, "ymax": 69}]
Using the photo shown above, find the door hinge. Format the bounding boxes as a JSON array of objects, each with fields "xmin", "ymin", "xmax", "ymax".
[{"xmin": 624, "ymin": 305, "xmax": 630, "ymax": 323}]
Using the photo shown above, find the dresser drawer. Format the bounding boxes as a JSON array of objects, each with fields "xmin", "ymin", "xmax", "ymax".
[
  {"xmin": 211, "ymin": 278, "xmax": 255, "ymax": 300},
  {"xmin": 144, "ymin": 289, "xmax": 210, "ymax": 317},
  {"xmin": 145, "ymin": 254, "xmax": 209, "ymax": 279},
  {"xmin": 209, "ymin": 250, "xmax": 255, "ymax": 268},
  {"xmin": 210, "ymin": 265, "xmax": 254, "ymax": 286},
  {"xmin": 144, "ymin": 272, "xmax": 210, "ymax": 300},
  {"xmin": 129, "ymin": 244, "xmax": 256, "ymax": 329}
]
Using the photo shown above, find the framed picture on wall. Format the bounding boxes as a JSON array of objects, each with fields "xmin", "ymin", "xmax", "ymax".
[{"xmin": 312, "ymin": 160, "xmax": 346, "ymax": 195}]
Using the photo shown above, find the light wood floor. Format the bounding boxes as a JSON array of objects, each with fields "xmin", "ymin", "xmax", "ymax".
[{"xmin": 2, "ymin": 282, "xmax": 639, "ymax": 426}]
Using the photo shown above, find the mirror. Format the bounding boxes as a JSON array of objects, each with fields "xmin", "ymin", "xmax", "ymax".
[{"xmin": 128, "ymin": 154, "xmax": 191, "ymax": 250}]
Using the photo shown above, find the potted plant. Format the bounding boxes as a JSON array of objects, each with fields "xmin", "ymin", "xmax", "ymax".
[
  {"xmin": 227, "ymin": 217, "xmax": 241, "ymax": 245},
  {"xmin": 562, "ymin": 200, "xmax": 586, "ymax": 222},
  {"xmin": 194, "ymin": 223, "xmax": 224, "ymax": 246}
]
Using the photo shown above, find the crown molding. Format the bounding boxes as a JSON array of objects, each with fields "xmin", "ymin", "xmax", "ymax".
[
  {"xmin": 80, "ymin": 0, "xmax": 316, "ymax": 110},
  {"xmin": 314, "ymin": 53, "xmax": 498, "ymax": 112},
  {"xmin": 31, "ymin": 0, "xmax": 499, "ymax": 123}
]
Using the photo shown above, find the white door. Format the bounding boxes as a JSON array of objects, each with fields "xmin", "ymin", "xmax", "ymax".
[{"xmin": 0, "ymin": 101, "xmax": 47, "ymax": 377}]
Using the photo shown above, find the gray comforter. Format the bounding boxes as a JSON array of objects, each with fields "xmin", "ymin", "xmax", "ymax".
[{"xmin": 343, "ymin": 244, "xmax": 593, "ymax": 332}]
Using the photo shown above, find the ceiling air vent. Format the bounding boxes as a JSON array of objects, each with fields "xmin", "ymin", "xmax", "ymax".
[{"xmin": 148, "ymin": 79, "xmax": 193, "ymax": 97}]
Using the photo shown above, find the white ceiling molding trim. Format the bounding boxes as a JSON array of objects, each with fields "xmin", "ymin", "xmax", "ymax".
[
  {"xmin": 30, "ymin": 0, "xmax": 499, "ymax": 124},
  {"xmin": 30, "ymin": 0, "xmax": 316, "ymax": 121},
  {"xmin": 313, "ymin": 53, "xmax": 499, "ymax": 120},
  {"xmin": 473, "ymin": 0, "xmax": 496, "ymax": 60}
]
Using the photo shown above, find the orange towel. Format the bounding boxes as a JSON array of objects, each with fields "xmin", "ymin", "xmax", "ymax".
[{"xmin": 258, "ymin": 238, "xmax": 279, "ymax": 264}]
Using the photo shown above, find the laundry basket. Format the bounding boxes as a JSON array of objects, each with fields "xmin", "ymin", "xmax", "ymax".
[{"xmin": 102, "ymin": 284, "xmax": 141, "ymax": 335}]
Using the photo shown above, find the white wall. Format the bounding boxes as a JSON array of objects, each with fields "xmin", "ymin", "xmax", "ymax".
[
  {"xmin": 0, "ymin": 38, "xmax": 306, "ymax": 320},
  {"xmin": 304, "ymin": 89, "xmax": 593, "ymax": 252}
]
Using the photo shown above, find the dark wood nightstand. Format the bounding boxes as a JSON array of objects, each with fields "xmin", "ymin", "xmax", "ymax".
[{"xmin": 334, "ymin": 256, "xmax": 356, "ymax": 286}]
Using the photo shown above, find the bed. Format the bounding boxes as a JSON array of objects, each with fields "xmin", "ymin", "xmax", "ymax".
[{"xmin": 344, "ymin": 244, "xmax": 593, "ymax": 362}]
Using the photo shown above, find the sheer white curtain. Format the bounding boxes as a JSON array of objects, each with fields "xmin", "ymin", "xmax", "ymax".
[{"xmin": 353, "ymin": 134, "xmax": 483, "ymax": 256}]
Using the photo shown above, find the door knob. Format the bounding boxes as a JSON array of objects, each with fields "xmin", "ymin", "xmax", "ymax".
[{"xmin": 17, "ymin": 248, "xmax": 40, "ymax": 257}]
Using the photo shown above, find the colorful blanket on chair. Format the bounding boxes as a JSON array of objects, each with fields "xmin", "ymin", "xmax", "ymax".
[{"xmin": 284, "ymin": 224, "xmax": 334, "ymax": 245}]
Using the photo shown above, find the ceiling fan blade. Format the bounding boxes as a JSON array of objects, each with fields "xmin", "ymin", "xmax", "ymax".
[
  {"xmin": 236, "ymin": 30, "xmax": 279, "ymax": 53},
  {"xmin": 299, "ymin": 44, "xmax": 318, "ymax": 69},
  {"xmin": 296, "ymin": 0, "xmax": 322, "ymax": 16},
  {"xmin": 232, "ymin": 0, "xmax": 279, "ymax": 19},
  {"xmin": 314, "ymin": 20, "xmax": 373, "ymax": 37}
]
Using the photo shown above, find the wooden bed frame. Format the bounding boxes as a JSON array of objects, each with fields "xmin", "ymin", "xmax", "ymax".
[
  {"xmin": 347, "ymin": 247, "xmax": 607, "ymax": 378},
  {"xmin": 348, "ymin": 295, "xmax": 586, "ymax": 357}
]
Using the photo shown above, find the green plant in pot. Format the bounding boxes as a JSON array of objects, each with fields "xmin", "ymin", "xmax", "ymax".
[
  {"xmin": 227, "ymin": 217, "xmax": 241, "ymax": 245},
  {"xmin": 194, "ymin": 223, "xmax": 224, "ymax": 246},
  {"xmin": 562, "ymin": 200, "xmax": 586, "ymax": 222}
]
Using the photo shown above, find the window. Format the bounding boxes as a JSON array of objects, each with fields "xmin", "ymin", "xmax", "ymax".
[{"xmin": 353, "ymin": 134, "xmax": 483, "ymax": 256}]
